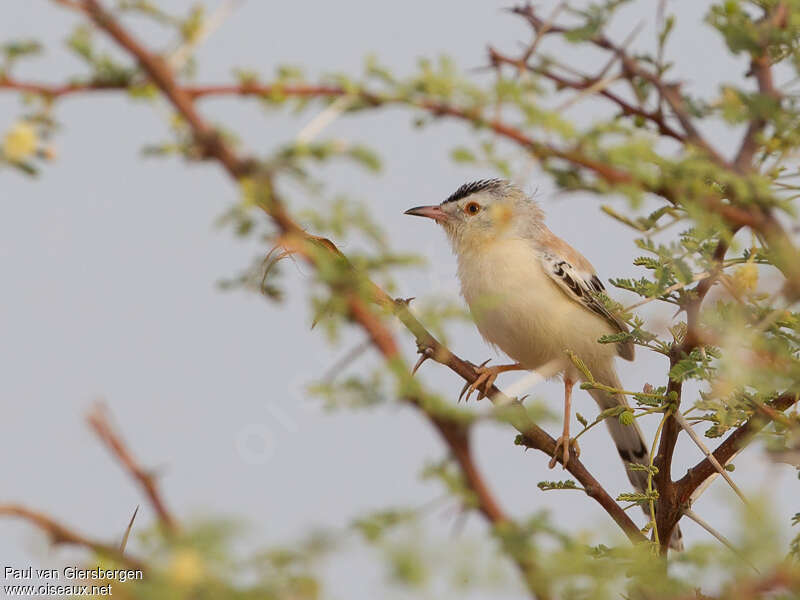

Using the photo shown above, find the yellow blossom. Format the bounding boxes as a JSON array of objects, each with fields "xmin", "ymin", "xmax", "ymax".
[
  {"xmin": 169, "ymin": 549, "xmax": 204, "ymax": 586},
  {"xmin": 732, "ymin": 263, "xmax": 758, "ymax": 292},
  {"xmin": 3, "ymin": 122, "xmax": 38, "ymax": 163}
]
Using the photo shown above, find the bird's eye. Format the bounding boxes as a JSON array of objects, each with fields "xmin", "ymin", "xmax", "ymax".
[{"xmin": 464, "ymin": 202, "xmax": 481, "ymax": 215}]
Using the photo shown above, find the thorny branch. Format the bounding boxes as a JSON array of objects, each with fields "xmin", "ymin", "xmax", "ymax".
[
  {"xmin": 0, "ymin": 504, "xmax": 146, "ymax": 571},
  {"xmin": 487, "ymin": 47, "xmax": 687, "ymax": 143},
  {"xmin": 733, "ymin": 2, "xmax": 787, "ymax": 172},
  {"xmin": 508, "ymin": 3, "xmax": 727, "ymax": 165},
  {"xmin": 0, "ymin": 406, "xmax": 167, "ymax": 570},
  {"xmin": 87, "ymin": 403, "xmax": 178, "ymax": 534},
  {"xmin": 4, "ymin": 76, "xmax": 799, "ymax": 286}
]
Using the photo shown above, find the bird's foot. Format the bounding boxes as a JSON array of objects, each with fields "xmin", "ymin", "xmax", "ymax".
[
  {"xmin": 548, "ymin": 435, "xmax": 580, "ymax": 469},
  {"xmin": 458, "ymin": 359, "xmax": 500, "ymax": 402}
]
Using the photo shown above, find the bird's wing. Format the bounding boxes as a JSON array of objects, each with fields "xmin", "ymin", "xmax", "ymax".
[{"xmin": 538, "ymin": 238, "xmax": 634, "ymax": 361}]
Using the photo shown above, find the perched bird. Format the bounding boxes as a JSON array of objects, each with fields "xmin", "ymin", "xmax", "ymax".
[{"xmin": 405, "ymin": 178, "xmax": 682, "ymax": 549}]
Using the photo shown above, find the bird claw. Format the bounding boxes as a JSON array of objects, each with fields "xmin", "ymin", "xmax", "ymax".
[
  {"xmin": 548, "ymin": 435, "xmax": 580, "ymax": 469},
  {"xmin": 458, "ymin": 359, "xmax": 499, "ymax": 403}
]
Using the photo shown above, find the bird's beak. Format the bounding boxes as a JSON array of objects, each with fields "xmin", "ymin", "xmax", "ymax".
[{"xmin": 404, "ymin": 205, "xmax": 448, "ymax": 223}]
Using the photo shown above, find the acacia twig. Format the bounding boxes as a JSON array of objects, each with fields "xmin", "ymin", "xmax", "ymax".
[
  {"xmin": 672, "ymin": 411, "xmax": 749, "ymax": 506},
  {"xmin": 0, "ymin": 503, "xmax": 146, "ymax": 571},
  {"xmin": 510, "ymin": 3, "xmax": 727, "ymax": 166},
  {"xmin": 682, "ymin": 508, "xmax": 759, "ymax": 573},
  {"xmin": 87, "ymin": 403, "xmax": 178, "ymax": 534},
  {"xmin": 733, "ymin": 2, "xmax": 786, "ymax": 172}
]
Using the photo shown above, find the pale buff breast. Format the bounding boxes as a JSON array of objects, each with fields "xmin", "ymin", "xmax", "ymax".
[{"xmin": 456, "ymin": 237, "xmax": 618, "ymax": 374}]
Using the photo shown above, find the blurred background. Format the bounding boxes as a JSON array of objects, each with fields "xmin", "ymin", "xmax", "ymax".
[{"xmin": 1, "ymin": 1, "xmax": 797, "ymax": 596}]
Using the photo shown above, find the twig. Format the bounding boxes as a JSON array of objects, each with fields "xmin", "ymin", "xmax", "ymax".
[
  {"xmin": 682, "ymin": 508, "xmax": 759, "ymax": 573},
  {"xmin": 596, "ymin": 20, "xmax": 644, "ymax": 81},
  {"xmin": 732, "ymin": 2, "xmax": 786, "ymax": 173},
  {"xmin": 672, "ymin": 411, "xmax": 750, "ymax": 506},
  {"xmin": 296, "ymin": 95, "xmax": 354, "ymax": 143},
  {"xmin": 87, "ymin": 403, "xmax": 178, "ymax": 534},
  {"xmin": 0, "ymin": 503, "xmax": 145, "ymax": 571},
  {"xmin": 487, "ymin": 48, "xmax": 686, "ymax": 142},
  {"xmin": 167, "ymin": 0, "xmax": 244, "ymax": 71},
  {"xmin": 510, "ymin": 3, "xmax": 728, "ymax": 166},
  {"xmin": 554, "ymin": 73, "xmax": 621, "ymax": 113},
  {"xmin": 515, "ymin": 0, "xmax": 567, "ymax": 73},
  {"xmin": 624, "ymin": 271, "xmax": 711, "ymax": 311},
  {"xmin": 319, "ymin": 338, "xmax": 372, "ymax": 383}
]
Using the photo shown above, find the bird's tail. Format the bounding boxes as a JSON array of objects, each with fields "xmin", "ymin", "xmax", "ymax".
[{"xmin": 585, "ymin": 362, "xmax": 684, "ymax": 551}]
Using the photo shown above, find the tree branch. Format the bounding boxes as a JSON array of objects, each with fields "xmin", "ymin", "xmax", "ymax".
[
  {"xmin": 0, "ymin": 503, "xmax": 146, "ymax": 571},
  {"xmin": 487, "ymin": 48, "xmax": 687, "ymax": 143},
  {"xmin": 732, "ymin": 2, "xmax": 786, "ymax": 172},
  {"xmin": 8, "ymin": 67, "xmax": 796, "ymax": 276},
  {"xmin": 87, "ymin": 403, "xmax": 178, "ymax": 534},
  {"xmin": 509, "ymin": 3, "xmax": 728, "ymax": 166},
  {"xmin": 406, "ymin": 314, "xmax": 646, "ymax": 544}
]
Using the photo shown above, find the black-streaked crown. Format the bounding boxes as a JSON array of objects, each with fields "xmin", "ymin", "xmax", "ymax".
[{"xmin": 442, "ymin": 179, "xmax": 507, "ymax": 205}]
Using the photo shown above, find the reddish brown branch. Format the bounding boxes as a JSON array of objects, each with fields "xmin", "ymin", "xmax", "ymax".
[
  {"xmin": 432, "ymin": 419, "xmax": 552, "ymax": 600},
  {"xmin": 0, "ymin": 503, "xmax": 146, "ymax": 571},
  {"xmin": 487, "ymin": 47, "xmax": 687, "ymax": 143},
  {"xmin": 653, "ymin": 236, "xmax": 735, "ymax": 552},
  {"xmin": 408, "ymin": 315, "xmax": 645, "ymax": 543},
  {"xmin": 733, "ymin": 2, "xmax": 786, "ymax": 173},
  {"xmin": 0, "ymin": 78, "xmax": 651, "ymax": 190},
  {"xmin": 78, "ymin": 0, "xmax": 252, "ymax": 179},
  {"xmin": 433, "ymin": 421, "xmax": 506, "ymax": 524},
  {"xmin": 510, "ymin": 3, "xmax": 727, "ymax": 167},
  {"xmin": 87, "ymin": 404, "xmax": 178, "ymax": 534},
  {"xmin": 0, "ymin": 79, "xmax": 788, "ymax": 243}
]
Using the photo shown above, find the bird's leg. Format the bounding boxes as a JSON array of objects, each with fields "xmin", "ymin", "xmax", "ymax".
[
  {"xmin": 549, "ymin": 377, "xmax": 580, "ymax": 469},
  {"xmin": 460, "ymin": 361, "xmax": 525, "ymax": 402}
]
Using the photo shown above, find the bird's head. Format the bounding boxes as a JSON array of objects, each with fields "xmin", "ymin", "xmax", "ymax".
[{"xmin": 404, "ymin": 179, "xmax": 543, "ymax": 255}]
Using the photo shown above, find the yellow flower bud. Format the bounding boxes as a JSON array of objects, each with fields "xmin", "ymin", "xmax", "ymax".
[
  {"xmin": 3, "ymin": 122, "xmax": 38, "ymax": 163},
  {"xmin": 733, "ymin": 263, "xmax": 758, "ymax": 292},
  {"xmin": 169, "ymin": 549, "xmax": 204, "ymax": 586}
]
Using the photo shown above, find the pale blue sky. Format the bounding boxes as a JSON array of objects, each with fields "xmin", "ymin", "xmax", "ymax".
[{"xmin": 1, "ymin": 1, "xmax": 796, "ymax": 597}]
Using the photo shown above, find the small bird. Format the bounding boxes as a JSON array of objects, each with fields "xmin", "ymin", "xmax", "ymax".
[{"xmin": 406, "ymin": 179, "xmax": 682, "ymax": 549}]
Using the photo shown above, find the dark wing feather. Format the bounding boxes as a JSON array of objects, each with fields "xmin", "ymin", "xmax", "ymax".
[{"xmin": 540, "ymin": 251, "xmax": 634, "ymax": 361}]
